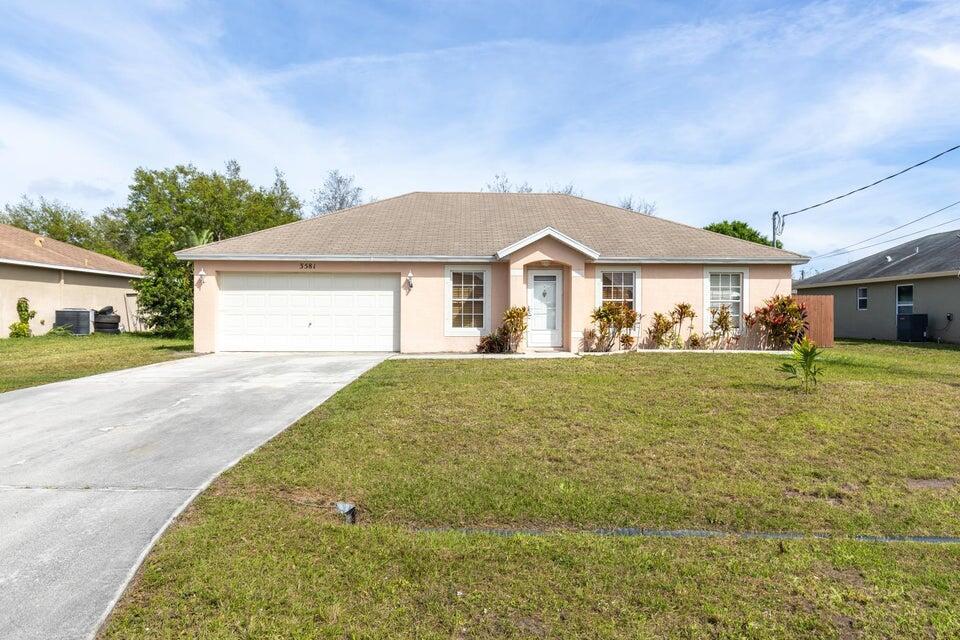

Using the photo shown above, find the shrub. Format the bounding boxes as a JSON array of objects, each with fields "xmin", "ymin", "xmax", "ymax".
[
  {"xmin": 589, "ymin": 302, "xmax": 638, "ymax": 351},
  {"xmin": 745, "ymin": 295, "xmax": 808, "ymax": 350},
  {"xmin": 779, "ymin": 337, "xmax": 824, "ymax": 392},
  {"xmin": 501, "ymin": 306, "xmax": 529, "ymax": 352},
  {"xmin": 646, "ymin": 312, "xmax": 675, "ymax": 348},
  {"xmin": 477, "ymin": 328, "xmax": 509, "ymax": 353},
  {"xmin": 8, "ymin": 297, "xmax": 36, "ymax": 338},
  {"xmin": 477, "ymin": 306, "xmax": 529, "ymax": 353},
  {"xmin": 668, "ymin": 302, "xmax": 697, "ymax": 348},
  {"xmin": 687, "ymin": 332, "xmax": 704, "ymax": 349},
  {"xmin": 619, "ymin": 333, "xmax": 636, "ymax": 350},
  {"xmin": 707, "ymin": 305, "xmax": 735, "ymax": 350}
]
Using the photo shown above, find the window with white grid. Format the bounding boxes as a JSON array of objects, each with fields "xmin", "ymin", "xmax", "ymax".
[
  {"xmin": 601, "ymin": 271, "xmax": 636, "ymax": 309},
  {"xmin": 708, "ymin": 272, "xmax": 743, "ymax": 329},
  {"xmin": 450, "ymin": 270, "xmax": 485, "ymax": 329}
]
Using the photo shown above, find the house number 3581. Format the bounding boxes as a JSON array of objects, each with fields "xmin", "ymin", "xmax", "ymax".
[{"xmin": 299, "ymin": 262, "xmax": 316, "ymax": 270}]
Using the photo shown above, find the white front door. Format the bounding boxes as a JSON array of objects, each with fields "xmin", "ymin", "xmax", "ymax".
[{"xmin": 527, "ymin": 269, "xmax": 563, "ymax": 348}]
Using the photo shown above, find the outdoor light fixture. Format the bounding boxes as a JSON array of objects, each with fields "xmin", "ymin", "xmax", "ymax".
[
  {"xmin": 196, "ymin": 268, "xmax": 206, "ymax": 286},
  {"xmin": 406, "ymin": 270, "xmax": 414, "ymax": 290},
  {"xmin": 335, "ymin": 501, "xmax": 357, "ymax": 524}
]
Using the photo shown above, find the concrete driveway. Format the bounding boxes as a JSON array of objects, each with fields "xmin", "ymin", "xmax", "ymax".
[{"xmin": 0, "ymin": 352, "xmax": 388, "ymax": 640}]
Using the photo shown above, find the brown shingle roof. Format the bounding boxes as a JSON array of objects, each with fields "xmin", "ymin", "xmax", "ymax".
[
  {"xmin": 0, "ymin": 223, "xmax": 143, "ymax": 277},
  {"xmin": 177, "ymin": 192, "xmax": 807, "ymax": 263}
]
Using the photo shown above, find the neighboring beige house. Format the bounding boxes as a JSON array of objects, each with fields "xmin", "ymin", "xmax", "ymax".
[
  {"xmin": 0, "ymin": 223, "xmax": 143, "ymax": 336},
  {"xmin": 795, "ymin": 229, "xmax": 960, "ymax": 343},
  {"xmin": 176, "ymin": 192, "xmax": 808, "ymax": 353}
]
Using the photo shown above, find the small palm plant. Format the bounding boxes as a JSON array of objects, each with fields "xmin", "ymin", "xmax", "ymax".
[{"xmin": 779, "ymin": 337, "xmax": 824, "ymax": 392}]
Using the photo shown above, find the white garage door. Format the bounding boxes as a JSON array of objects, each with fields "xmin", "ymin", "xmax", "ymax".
[{"xmin": 218, "ymin": 273, "xmax": 399, "ymax": 352}]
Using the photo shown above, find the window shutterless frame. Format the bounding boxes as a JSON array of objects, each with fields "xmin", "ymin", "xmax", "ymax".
[
  {"xmin": 594, "ymin": 267, "xmax": 642, "ymax": 312},
  {"xmin": 895, "ymin": 284, "xmax": 914, "ymax": 316},
  {"xmin": 703, "ymin": 267, "xmax": 749, "ymax": 333},
  {"xmin": 857, "ymin": 287, "xmax": 868, "ymax": 311},
  {"xmin": 444, "ymin": 265, "xmax": 492, "ymax": 336}
]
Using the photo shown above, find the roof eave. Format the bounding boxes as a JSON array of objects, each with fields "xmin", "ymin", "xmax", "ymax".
[
  {"xmin": 795, "ymin": 270, "xmax": 959, "ymax": 288},
  {"xmin": 176, "ymin": 252, "xmax": 808, "ymax": 265},
  {"xmin": 0, "ymin": 257, "xmax": 144, "ymax": 279}
]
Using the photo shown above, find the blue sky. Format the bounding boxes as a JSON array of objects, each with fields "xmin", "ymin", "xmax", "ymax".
[{"xmin": 1, "ymin": 0, "xmax": 959, "ymax": 273}]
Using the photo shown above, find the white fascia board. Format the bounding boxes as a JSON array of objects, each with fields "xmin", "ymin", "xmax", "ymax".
[
  {"xmin": 494, "ymin": 227, "xmax": 601, "ymax": 260},
  {"xmin": 174, "ymin": 253, "xmax": 496, "ymax": 263},
  {"xmin": 593, "ymin": 256, "xmax": 808, "ymax": 265},
  {"xmin": 0, "ymin": 257, "xmax": 144, "ymax": 279}
]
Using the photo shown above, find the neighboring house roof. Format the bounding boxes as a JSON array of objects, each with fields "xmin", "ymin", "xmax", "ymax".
[
  {"xmin": 177, "ymin": 192, "xmax": 807, "ymax": 264},
  {"xmin": 0, "ymin": 223, "xmax": 143, "ymax": 278},
  {"xmin": 796, "ymin": 229, "xmax": 960, "ymax": 288}
]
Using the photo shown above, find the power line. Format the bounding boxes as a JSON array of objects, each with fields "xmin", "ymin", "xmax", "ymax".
[
  {"xmin": 807, "ymin": 213, "xmax": 960, "ymax": 261},
  {"xmin": 782, "ymin": 143, "xmax": 960, "ymax": 218},
  {"xmin": 807, "ymin": 199, "xmax": 960, "ymax": 258}
]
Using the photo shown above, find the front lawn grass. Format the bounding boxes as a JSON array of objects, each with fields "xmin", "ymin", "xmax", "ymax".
[
  {"xmin": 0, "ymin": 333, "xmax": 193, "ymax": 393},
  {"xmin": 102, "ymin": 340, "xmax": 960, "ymax": 638}
]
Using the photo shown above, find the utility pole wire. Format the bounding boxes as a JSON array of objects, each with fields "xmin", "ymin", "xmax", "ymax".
[
  {"xmin": 806, "ymin": 213, "xmax": 960, "ymax": 261},
  {"xmin": 808, "ymin": 199, "xmax": 960, "ymax": 258},
  {"xmin": 782, "ymin": 143, "xmax": 960, "ymax": 218}
]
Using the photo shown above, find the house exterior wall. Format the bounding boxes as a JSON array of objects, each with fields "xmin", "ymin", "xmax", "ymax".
[
  {"xmin": 0, "ymin": 263, "xmax": 138, "ymax": 336},
  {"xmin": 799, "ymin": 276, "xmax": 960, "ymax": 343},
  {"xmin": 192, "ymin": 248, "xmax": 794, "ymax": 353}
]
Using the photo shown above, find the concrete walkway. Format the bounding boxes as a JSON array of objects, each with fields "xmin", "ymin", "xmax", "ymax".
[{"xmin": 0, "ymin": 352, "xmax": 387, "ymax": 640}]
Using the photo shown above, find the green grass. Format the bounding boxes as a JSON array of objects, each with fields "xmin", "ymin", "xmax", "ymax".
[
  {"xmin": 0, "ymin": 333, "xmax": 193, "ymax": 393},
  {"xmin": 102, "ymin": 340, "xmax": 960, "ymax": 639}
]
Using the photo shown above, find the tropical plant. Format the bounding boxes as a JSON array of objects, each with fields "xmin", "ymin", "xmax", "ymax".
[
  {"xmin": 8, "ymin": 297, "xmax": 36, "ymax": 338},
  {"xmin": 501, "ymin": 306, "xmax": 529, "ymax": 353},
  {"xmin": 745, "ymin": 295, "xmax": 808, "ymax": 350},
  {"xmin": 668, "ymin": 302, "xmax": 697, "ymax": 349},
  {"xmin": 779, "ymin": 337, "xmax": 824, "ymax": 392},
  {"xmin": 477, "ymin": 306, "xmax": 529, "ymax": 353},
  {"xmin": 620, "ymin": 333, "xmax": 636, "ymax": 350},
  {"xmin": 590, "ymin": 302, "xmax": 638, "ymax": 351},
  {"xmin": 708, "ymin": 305, "xmax": 735, "ymax": 350},
  {"xmin": 687, "ymin": 332, "xmax": 704, "ymax": 349},
  {"xmin": 477, "ymin": 329, "xmax": 509, "ymax": 353},
  {"xmin": 646, "ymin": 312, "xmax": 675, "ymax": 348}
]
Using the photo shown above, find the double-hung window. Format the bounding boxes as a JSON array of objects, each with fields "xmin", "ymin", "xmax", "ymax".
[
  {"xmin": 857, "ymin": 287, "xmax": 868, "ymax": 310},
  {"xmin": 896, "ymin": 284, "xmax": 914, "ymax": 315},
  {"xmin": 600, "ymin": 271, "xmax": 636, "ymax": 309},
  {"xmin": 707, "ymin": 271, "xmax": 744, "ymax": 329},
  {"xmin": 445, "ymin": 266, "xmax": 491, "ymax": 335}
]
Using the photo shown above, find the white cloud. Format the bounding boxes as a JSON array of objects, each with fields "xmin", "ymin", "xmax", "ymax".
[{"xmin": 0, "ymin": 0, "xmax": 958, "ymax": 276}]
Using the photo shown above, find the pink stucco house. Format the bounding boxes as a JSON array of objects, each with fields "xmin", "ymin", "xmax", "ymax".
[{"xmin": 176, "ymin": 192, "xmax": 808, "ymax": 353}]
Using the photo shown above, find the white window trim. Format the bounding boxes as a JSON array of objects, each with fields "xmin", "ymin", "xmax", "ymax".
[
  {"xmin": 857, "ymin": 287, "xmax": 868, "ymax": 311},
  {"xmin": 594, "ymin": 266, "xmax": 642, "ymax": 312},
  {"xmin": 895, "ymin": 283, "xmax": 914, "ymax": 316},
  {"xmin": 702, "ymin": 267, "xmax": 749, "ymax": 334},
  {"xmin": 444, "ymin": 265, "xmax": 492, "ymax": 337}
]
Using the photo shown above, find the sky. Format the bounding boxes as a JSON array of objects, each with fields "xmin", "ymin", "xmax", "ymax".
[{"xmin": 1, "ymin": 0, "xmax": 959, "ymax": 274}]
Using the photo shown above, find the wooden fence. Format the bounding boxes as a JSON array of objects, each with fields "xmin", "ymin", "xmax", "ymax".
[{"xmin": 796, "ymin": 294, "xmax": 835, "ymax": 347}]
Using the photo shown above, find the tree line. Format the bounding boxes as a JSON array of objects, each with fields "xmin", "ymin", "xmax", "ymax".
[{"xmin": 1, "ymin": 163, "xmax": 776, "ymax": 337}]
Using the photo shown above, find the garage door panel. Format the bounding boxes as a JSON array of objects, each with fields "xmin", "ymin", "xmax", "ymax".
[{"xmin": 218, "ymin": 273, "xmax": 398, "ymax": 352}]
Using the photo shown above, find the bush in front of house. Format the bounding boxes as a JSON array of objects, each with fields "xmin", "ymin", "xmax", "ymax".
[
  {"xmin": 587, "ymin": 302, "xmax": 638, "ymax": 352},
  {"xmin": 477, "ymin": 306, "xmax": 529, "ymax": 353},
  {"xmin": 745, "ymin": 295, "xmax": 808, "ymax": 350},
  {"xmin": 707, "ymin": 305, "xmax": 736, "ymax": 350},
  {"xmin": 8, "ymin": 297, "xmax": 36, "ymax": 338}
]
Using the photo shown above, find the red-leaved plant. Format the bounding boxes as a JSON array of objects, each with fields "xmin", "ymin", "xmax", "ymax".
[{"xmin": 744, "ymin": 295, "xmax": 808, "ymax": 350}]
